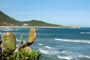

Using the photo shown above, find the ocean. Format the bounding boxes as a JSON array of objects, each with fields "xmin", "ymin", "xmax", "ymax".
[{"xmin": 0, "ymin": 27, "xmax": 90, "ymax": 60}]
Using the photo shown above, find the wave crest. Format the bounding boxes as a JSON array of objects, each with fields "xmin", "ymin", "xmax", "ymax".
[
  {"xmin": 55, "ymin": 38, "xmax": 90, "ymax": 44},
  {"xmin": 39, "ymin": 43, "xmax": 43, "ymax": 46},
  {"xmin": 57, "ymin": 54, "xmax": 90, "ymax": 60},
  {"xmin": 80, "ymin": 32, "xmax": 90, "ymax": 35},
  {"xmin": 39, "ymin": 46, "xmax": 59, "ymax": 55}
]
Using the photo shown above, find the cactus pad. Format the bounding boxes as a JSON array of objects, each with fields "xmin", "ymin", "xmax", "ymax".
[
  {"xmin": 1, "ymin": 32, "xmax": 16, "ymax": 50},
  {"xmin": 28, "ymin": 27, "xmax": 36, "ymax": 43}
]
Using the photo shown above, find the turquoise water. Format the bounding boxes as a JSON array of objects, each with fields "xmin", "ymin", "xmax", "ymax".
[{"xmin": 0, "ymin": 27, "xmax": 90, "ymax": 60}]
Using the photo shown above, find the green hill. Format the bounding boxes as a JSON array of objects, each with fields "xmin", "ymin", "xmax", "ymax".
[
  {"xmin": 0, "ymin": 11, "xmax": 21, "ymax": 26},
  {"xmin": 0, "ymin": 11, "xmax": 63, "ymax": 27},
  {"xmin": 23, "ymin": 20, "xmax": 62, "ymax": 27}
]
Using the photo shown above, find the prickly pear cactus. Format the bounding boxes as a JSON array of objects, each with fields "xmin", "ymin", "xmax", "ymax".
[
  {"xmin": 1, "ymin": 32, "xmax": 16, "ymax": 50},
  {"xmin": 28, "ymin": 27, "xmax": 36, "ymax": 43},
  {"xmin": 20, "ymin": 33, "xmax": 23, "ymax": 45}
]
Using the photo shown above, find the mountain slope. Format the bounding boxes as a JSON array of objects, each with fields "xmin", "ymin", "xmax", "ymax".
[
  {"xmin": 0, "ymin": 11, "xmax": 21, "ymax": 26},
  {"xmin": 0, "ymin": 11, "xmax": 63, "ymax": 27}
]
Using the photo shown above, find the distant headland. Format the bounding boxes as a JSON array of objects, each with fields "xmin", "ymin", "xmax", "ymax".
[{"xmin": 0, "ymin": 11, "xmax": 80, "ymax": 28}]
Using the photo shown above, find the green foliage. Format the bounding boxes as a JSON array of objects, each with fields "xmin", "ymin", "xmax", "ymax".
[
  {"xmin": 0, "ymin": 48, "xmax": 40, "ymax": 60},
  {"xmin": 13, "ymin": 48, "xmax": 40, "ymax": 60},
  {"xmin": 20, "ymin": 33, "xmax": 23, "ymax": 45},
  {"xmin": 0, "ymin": 49, "xmax": 14, "ymax": 60},
  {"xmin": 0, "ymin": 11, "xmax": 22, "ymax": 26},
  {"xmin": 24, "ymin": 20, "xmax": 62, "ymax": 27},
  {"xmin": 0, "ymin": 27, "xmax": 41, "ymax": 60}
]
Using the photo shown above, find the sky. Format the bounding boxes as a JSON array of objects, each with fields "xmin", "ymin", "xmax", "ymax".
[{"xmin": 0, "ymin": 0, "xmax": 90, "ymax": 27}]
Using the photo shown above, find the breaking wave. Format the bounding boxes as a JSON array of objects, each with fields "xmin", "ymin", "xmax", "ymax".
[
  {"xmin": 57, "ymin": 53, "xmax": 90, "ymax": 60},
  {"xmin": 55, "ymin": 38, "xmax": 90, "ymax": 44},
  {"xmin": 57, "ymin": 55, "xmax": 90, "ymax": 60},
  {"xmin": 45, "ymin": 46, "xmax": 53, "ymax": 49},
  {"xmin": 2, "ymin": 28, "xmax": 20, "ymax": 31},
  {"xmin": 80, "ymin": 32, "xmax": 90, "ymax": 35},
  {"xmin": 57, "ymin": 55, "xmax": 72, "ymax": 60},
  {"xmin": 57, "ymin": 50, "xmax": 90, "ymax": 60},
  {"xmin": 38, "ymin": 43, "xmax": 43, "ymax": 46},
  {"xmin": 39, "ymin": 48, "xmax": 60, "ymax": 55},
  {"xmin": 39, "ymin": 46, "xmax": 59, "ymax": 55},
  {"xmin": 39, "ymin": 47, "xmax": 90, "ymax": 60}
]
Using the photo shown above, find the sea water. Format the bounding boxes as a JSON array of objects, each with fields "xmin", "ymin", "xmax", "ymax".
[{"xmin": 0, "ymin": 27, "xmax": 90, "ymax": 60}]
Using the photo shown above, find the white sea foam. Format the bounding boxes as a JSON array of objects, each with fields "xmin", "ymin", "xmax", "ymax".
[
  {"xmin": 39, "ymin": 48, "xmax": 49, "ymax": 54},
  {"xmin": 80, "ymin": 32, "xmax": 90, "ymax": 34},
  {"xmin": 3, "ymin": 28, "xmax": 20, "ymax": 31},
  {"xmin": 57, "ymin": 55, "xmax": 72, "ymax": 60},
  {"xmin": 45, "ymin": 46, "xmax": 52, "ymax": 49},
  {"xmin": 57, "ymin": 51, "xmax": 76, "ymax": 60},
  {"xmin": 39, "ymin": 43, "xmax": 43, "ymax": 46},
  {"xmin": 57, "ymin": 50, "xmax": 90, "ymax": 60},
  {"xmin": 39, "ymin": 48, "xmax": 60, "ymax": 55},
  {"xmin": 79, "ymin": 55, "xmax": 90, "ymax": 59},
  {"xmin": 55, "ymin": 38, "xmax": 90, "ymax": 44},
  {"xmin": 57, "ymin": 54, "xmax": 90, "ymax": 60},
  {"xmin": 39, "ymin": 47, "xmax": 90, "ymax": 60},
  {"xmin": 3, "ymin": 28, "xmax": 13, "ymax": 31}
]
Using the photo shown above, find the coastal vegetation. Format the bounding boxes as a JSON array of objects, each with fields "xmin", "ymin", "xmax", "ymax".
[
  {"xmin": 0, "ymin": 11, "xmax": 21, "ymax": 26},
  {"xmin": 0, "ymin": 28, "xmax": 41, "ymax": 60}
]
